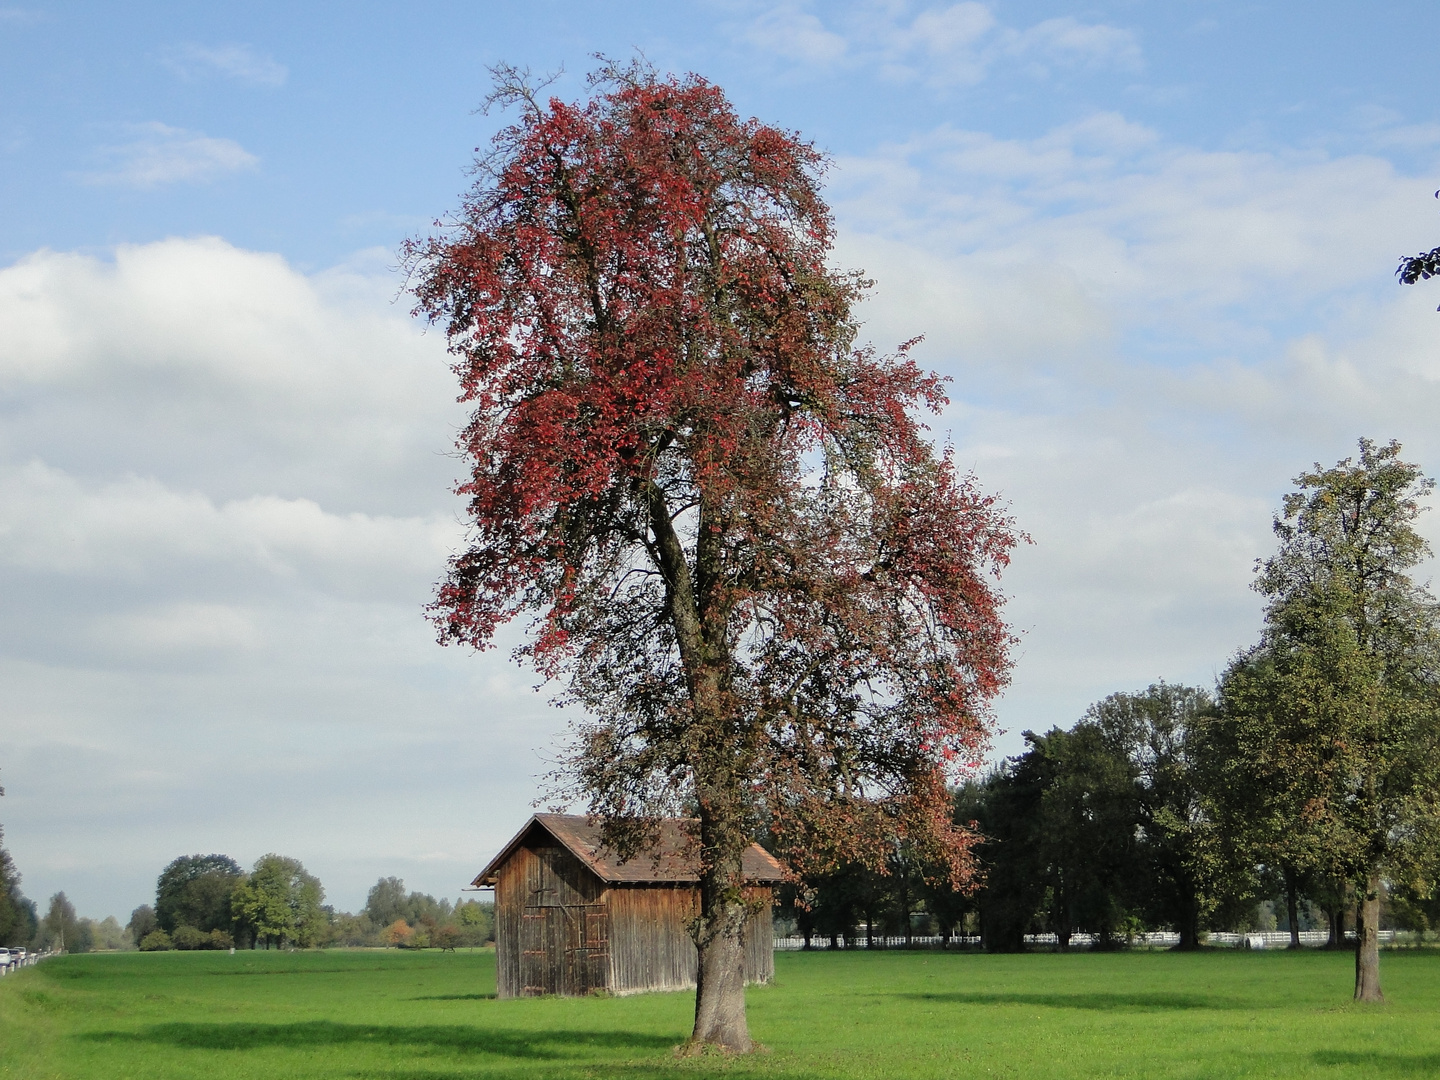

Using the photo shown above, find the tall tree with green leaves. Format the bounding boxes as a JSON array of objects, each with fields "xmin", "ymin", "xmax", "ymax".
[
  {"xmin": 1085, "ymin": 683, "xmax": 1233, "ymax": 949},
  {"xmin": 1221, "ymin": 439, "xmax": 1440, "ymax": 1000},
  {"xmin": 230, "ymin": 855, "xmax": 326, "ymax": 949}
]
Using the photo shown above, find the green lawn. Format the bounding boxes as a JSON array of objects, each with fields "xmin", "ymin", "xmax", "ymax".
[{"xmin": 2, "ymin": 947, "xmax": 1437, "ymax": 1079}]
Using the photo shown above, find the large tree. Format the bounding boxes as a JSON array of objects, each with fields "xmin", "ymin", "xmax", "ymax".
[
  {"xmin": 1224, "ymin": 439, "xmax": 1440, "ymax": 1000},
  {"xmin": 230, "ymin": 854, "xmax": 326, "ymax": 949},
  {"xmin": 1086, "ymin": 684, "xmax": 1232, "ymax": 950},
  {"xmin": 155, "ymin": 854, "xmax": 243, "ymax": 934},
  {"xmin": 405, "ymin": 61, "xmax": 1020, "ymax": 1049}
]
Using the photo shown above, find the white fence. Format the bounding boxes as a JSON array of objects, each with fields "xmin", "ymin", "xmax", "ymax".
[{"xmin": 775, "ymin": 930, "xmax": 1399, "ymax": 951}]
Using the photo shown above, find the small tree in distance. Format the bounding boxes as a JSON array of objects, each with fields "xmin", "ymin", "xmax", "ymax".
[{"xmin": 405, "ymin": 59, "xmax": 1021, "ymax": 1050}]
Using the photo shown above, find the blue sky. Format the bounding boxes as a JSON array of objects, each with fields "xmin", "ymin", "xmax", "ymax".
[{"xmin": 3, "ymin": 1, "xmax": 1440, "ymax": 921}]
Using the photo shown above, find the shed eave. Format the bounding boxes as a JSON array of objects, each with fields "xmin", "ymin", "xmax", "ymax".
[{"xmin": 469, "ymin": 813, "xmax": 788, "ymax": 888}]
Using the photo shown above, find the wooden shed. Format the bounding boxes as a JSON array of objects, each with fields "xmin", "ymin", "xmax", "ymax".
[{"xmin": 472, "ymin": 814, "xmax": 784, "ymax": 998}]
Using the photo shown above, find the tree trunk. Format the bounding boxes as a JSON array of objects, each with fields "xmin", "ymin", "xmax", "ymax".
[
  {"xmin": 1354, "ymin": 870, "xmax": 1384, "ymax": 1003},
  {"xmin": 689, "ymin": 848, "xmax": 753, "ymax": 1052},
  {"xmin": 1176, "ymin": 897, "xmax": 1200, "ymax": 950},
  {"xmin": 1283, "ymin": 866, "xmax": 1302, "ymax": 949},
  {"xmin": 1326, "ymin": 905, "xmax": 1342, "ymax": 949}
]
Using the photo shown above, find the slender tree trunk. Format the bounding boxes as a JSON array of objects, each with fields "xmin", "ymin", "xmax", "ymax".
[
  {"xmin": 1283, "ymin": 866, "xmax": 1302, "ymax": 949},
  {"xmin": 1354, "ymin": 870, "xmax": 1384, "ymax": 1002},
  {"xmin": 1326, "ymin": 905, "xmax": 1342, "ymax": 949},
  {"xmin": 689, "ymin": 843, "xmax": 752, "ymax": 1052},
  {"xmin": 1177, "ymin": 896, "xmax": 1200, "ymax": 950}
]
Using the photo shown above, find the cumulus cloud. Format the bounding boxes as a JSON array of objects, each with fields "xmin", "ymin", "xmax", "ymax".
[
  {"xmin": 0, "ymin": 238, "xmax": 464, "ymax": 512},
  {"xmin": 820, "ymin": 115, "xmax": 1440, "ymax": 743},
  {"xmin": 830, "ymin": 116, "xmax": 1434, "ymax": 351},
  {"xmin": 161, "ymin": 43, "xmax": 288, "ymax": 87},
  {"xmin": 0, "ymin": 238, "xmax": 570, "ymax": 916},
  {"xmin": 742, "ymin": 5, "xmax": 848, "ymax": 63},
  {"xmin": 736, "ymin": 1, "xmax": 1140, "ymax": 85},
  {"xmin": 80, "ymin": 122, "xmax": 258, "ymax": 188},
  {"xmin": 0, "ymin": 462, "xmax": 459, "ymax": 596},
  {"xmin": 1005, "ymin": 16, "xmax": 1142, "ymax": 74}
]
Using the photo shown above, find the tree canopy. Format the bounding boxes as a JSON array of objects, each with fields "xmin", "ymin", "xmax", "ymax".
[
  {"xmin": 230, "ymin": 854, "xmax": 326, "ymax": 949},
  {"xmin": 155, "ymin": 853, "xmax": 244, "ymax": 934},
  {"xmin": 405, "ymin": 59, "xmax": 1021, "ymax": 1050}
]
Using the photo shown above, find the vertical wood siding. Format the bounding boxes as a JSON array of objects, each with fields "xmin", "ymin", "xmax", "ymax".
[
  {"xmin": 607, "ymin": 885, "xmax": 700, "ymax": 993},
  {"xmin": 493, "ymin": 837, "xmax": 773, "ymax": 998},
  {"xmin": 743, "ymin": 885, "xmax": 775, "ymax": 986},
  {"xmin": 606, "ymin": 884, "xmax": 774, "ymax": 995}
]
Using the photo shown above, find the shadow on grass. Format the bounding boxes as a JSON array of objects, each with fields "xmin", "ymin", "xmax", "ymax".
[
  {"xmin": 81, "ymin": 1021, "xmax": 672, "ymax": 1059},
  {"xmin": 1313, "ymin": 1050, "xmax": 1440, "ymax": 1074},
  {"xmin": 353, "ymin": 1065, "xmax": 826, "ymax": 1080},
  {"xmin": 902, "ymin": 991, "xmax": 1249, "ymax": 1011},
  {"xmin": 411, "ymin": 993, "xmax": 497, "ymax": 1001}
]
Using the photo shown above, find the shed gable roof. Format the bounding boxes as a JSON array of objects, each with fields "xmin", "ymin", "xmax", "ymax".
[{"xmin": 471, "ymin": 813, "xmax": 785, "ymax": 887}]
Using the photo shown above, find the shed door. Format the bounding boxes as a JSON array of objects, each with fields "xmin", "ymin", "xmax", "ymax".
[{"xmin": 519, "ymin": 846, "xmax": 608, "ymax": 996}]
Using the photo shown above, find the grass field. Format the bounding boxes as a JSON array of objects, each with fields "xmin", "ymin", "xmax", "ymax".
[{"xmin": 2, "ymin": 947, "xmax": 1437, "ymax": 1079}]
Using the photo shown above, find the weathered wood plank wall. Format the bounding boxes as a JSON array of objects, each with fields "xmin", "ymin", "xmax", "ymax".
[
  {"xmin": 607, "ymin": 885, "xmax": 700, "ymax": 993},
  {"xmin": 493, "ymin": 832, "xmax": 774, "ymax": 998}
]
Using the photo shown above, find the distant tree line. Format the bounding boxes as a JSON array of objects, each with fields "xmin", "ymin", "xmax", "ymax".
[
  {"xmin": 779, "ymin": 441, "xmax": 1440, "ymax": 1002},
  {"xmin": 127, "ymin": 854, "xmax": 495, "ymax": 952},
  {"xmin": 780, "ymin": 676, "xmax": 1439, "ymax": 953},
  {"xmin": 0, "ymin": 783, "xmax": 39, "ymax": 949},
  {"xmin": 0, "ymin": 798, "xmax": 494, "ymax": 953}
]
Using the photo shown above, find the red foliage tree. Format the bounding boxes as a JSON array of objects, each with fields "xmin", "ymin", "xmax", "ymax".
[{"xmin": 405, "ymin": 60, "xmax": 1022, "ymax": 1050}]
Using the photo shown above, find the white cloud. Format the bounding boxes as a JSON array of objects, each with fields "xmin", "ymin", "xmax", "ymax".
[
  {"xmin": 743, "ymin": 5, "xmax": 847, "ymax": 63},
  {"xmin": 0, "ymin": 237, "xmax": 566, "ymax": 918},
  {"xmin": 89, "ymin": 603, "xmax": 265, "ymax": 657},
  {"xmin": 161, "ymin": 43, "xmax": 288, "ymax": 87},
  {"xmin": 80, "ymin": 122, "xmax": 258, "ymax": 188},
  {"xmin": 1005, "ymin": 16, "xmax": 1142, "ymax": 73},
  {"xmin": 819, "ymin": 114, "xmax": 1440, "ymax": 748},
  {"xmin": 830, "ymin": 116, "xmax": 1434, "ymax": 348},
  {"xmin": 0, "ymin": 461, "xmax": 459, "ymax": 597},
  {"xmin": 736, "ymin": 2, "xmax": 1139, "ymax": 86},
  {"xmin": 0, "ymin": 238, "xmax": 463, "ymax": 513}
]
